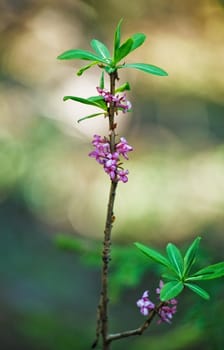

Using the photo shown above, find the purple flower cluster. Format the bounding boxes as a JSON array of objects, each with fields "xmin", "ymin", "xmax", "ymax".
[
  {"xmin": 89, "ymin": 134, "xmax": 133, "ymax": 183},
  {"xmin": 137, "ymin": 280, "xmax": 178, "ymax": 324},
  {"xmin": 97, "ymin": 87, "xmax": 132, "ymax": 113},
  {"xmin": 136, "ymin": 291, "xmax": 155, "ymax": 316}
]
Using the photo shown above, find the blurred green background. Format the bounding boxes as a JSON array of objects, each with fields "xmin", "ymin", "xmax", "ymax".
[{"xmin": 0, "ymin": 0, "xmax": 224, "ymax": 349}]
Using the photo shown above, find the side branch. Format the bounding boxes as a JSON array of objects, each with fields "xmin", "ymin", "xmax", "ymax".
[{"xmin": 107, "ymin": 302, "xmax": 164, "ymax": 344}]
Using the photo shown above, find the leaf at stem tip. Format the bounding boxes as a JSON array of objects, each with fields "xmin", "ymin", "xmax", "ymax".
[
  {"xmin": 114, "ymin": 18, "xmax": 123, "ymax": 57},
  {"xmin": 90, "ymin": 39, "xmax": 111, "ymax": 62},
  {"xmin": 187, "ymin": 261, "xmax": 224, "ymax": 281},
  {"xmin": 121, "ymin": 63, "xmax": 168, "ymax": 76},
  {"xmin": 57, "ymin": 49, "xmax": 107, "ymax": 64},
  {"xmin": 134, "ymin": 242, "xmax": 172, "ymax": 269},
  {"xmin": 129, "ymin": 33, "xmax": 146, "ymax": 52},
  {"xmin": 162, "ymin": 271, "xmax": 180, "ymax": 281},
  {"xmin": 160, "ymin": 281, "xmax": 184, "ymax": 301},
  {"xmin": 183, "ymin": 236, "xmax": 201, "ymax": 276},
  {"xmin": 166, "ymin": 243, "xmax": 184, "ymax": 278},
  {"xmin": 184, "ymin": 282, "xmax": 210, "ymax": 300},
  {"xmin": 114, "ymin": 38, "xmax": 133, "ymax": 64}
]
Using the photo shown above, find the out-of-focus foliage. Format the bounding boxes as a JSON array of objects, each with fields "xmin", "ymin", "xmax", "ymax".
[
  {"xmin": 55, "ymin": 234, "xmax": 151, "ymax": 301},
  {"xmin": 0, "ymin": 0, "xmax": 224, "ymax": 349}
]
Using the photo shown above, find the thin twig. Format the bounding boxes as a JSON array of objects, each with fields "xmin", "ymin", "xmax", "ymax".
[
  {"xmin": 91, "ymin": 294, "xmax": 102, "ymax": 348},
  {"xmin": 107, "ymin": 302, "xmax": 164, "ymax": 344},
  {"xmin": 100, "ymin": 180, "xmax": 118, "ymax": 349}
]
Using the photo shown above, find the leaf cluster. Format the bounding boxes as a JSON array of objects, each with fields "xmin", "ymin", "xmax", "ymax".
[
  {"xmin": 57, "ymin": 20, "xmax": 168, "ymax": 123},
  {"xmin": 57, "ymin": 19, "xmax": 168, "ymax": 77},
  {"xmin": 134, "ymin": 237, "xmax": 224, "ymax": 301}
]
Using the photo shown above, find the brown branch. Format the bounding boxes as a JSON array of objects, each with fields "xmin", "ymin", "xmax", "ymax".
[
  {"xmin": 92, "ymin": 180, "xmax": 118, "ymax": 349},
  {"xmin": 100, "ymin": 180, "xmax": 118, "ymax": 349},
  {"xmin": 91, "ymin": 294, "xmax": 102, "ymax": 348},
  {"xmin": 106, "ymin": 302, "xmax": 164, "ymax": 344},
  {"xmin": 92, "ymin": 71, "xmax": 119, "ymax": 350}
]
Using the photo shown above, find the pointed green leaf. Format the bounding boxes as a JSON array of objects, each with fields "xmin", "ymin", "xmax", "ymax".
[
  {"xmin": 183, "ymin": 237, "xmax": 201, "ymax": 276},
  {"xmin": 129, "ymin": 33, "xmax": 146, "ymax": 52},
  {"xmin": 162, "ymin": 271, "xmax": 180, "ymax": 281},
  {"xmin": 115, "ymin": 82, "xmax": 131, "ymax": 93},
  {"xmin": 91, "ymin": 39, "xmax": 111, "ymax": 62},
  {"xmin": 88, "ymin": 95, "xmax": 107, "ymax": 109},
  {"xmin": 63, "ymin": 95, "xmax": 107, "ymax": 110},
  {"xmin": 134, "ymin": 242, "xmax": 172, "ymax": 269},
  {"xmin": 57, "ymin": 49, "xmax": 107, "ymax": 64},
  {"xmin": 166, "ymin": 243, "xmax": 184, "ymax": 278},
  {"xmin": 114, "ymin": 18, "xmax": 123, "ymax": 57},
  {"xmin": 187, "ymin": 262, "xmax": 224, "ymax": 281},
  {"xmin": 87, "ymin": 95, "xmax": 105, "ymax": 103},
  {"xmin": 99, "ymin": 71, "xmax": 105, "ymax": 89},
  {"xmin": 184, "ymin": 282, "xmax": 210, "ymax": 300},
  {"xmin": 121, "ymin": 63, "xmax": 168, "ymax": 76},
  {"xmin": 160, "ymin": 281, "xmax": 184, "ymax": 301},
  {"xmin": 77, "ymin": 61, "xmax": 98, "ymax": 76},
  {"xmin": 78, "ymin": 112, "xmax": 105, "ymax": 123},
  {"xmin": 114, "ymin": 38, "xmax": 133, "ymax": 64}
]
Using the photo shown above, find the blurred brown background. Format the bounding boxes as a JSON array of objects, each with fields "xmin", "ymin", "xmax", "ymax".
[{"xmin": 0, "ymin": 0, "xmax": 224, "ymax": 349}]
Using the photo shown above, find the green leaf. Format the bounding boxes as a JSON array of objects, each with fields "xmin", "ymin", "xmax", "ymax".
[
  {"xmin": 134, "ymin": 242, "xmax": 172, "ymax": 269},
  {"xmin": 184, "ymin": 282, "xmax": 210, "ymax": 300},
  {"xmin": 114, "ymin": 18, "xmax": 123, "ymax": 57},
  {"xmin": 88, "ymin": 95, "xmax": 107, "ymax": 109},
  {"xmin": 183, "ymin": 237, "xmax": 201, "ymax": 276},
  {"xmin": 57, "ymin": 49, "xmax": 107, "ymax": 64},
  {"xmin": 162, "ymin": 271, "xmax": 180, "ymax": 281},
  {"xmin": 129, "ymin": 33, "xmax": 146, "ymax": 52},
  {"xmin": 160, "ymin": 281, "xmax": 184, "ymax": 301},
  {"xmin": 114, "ymin": 38, "xmax": 133, "ymax": 64},
  {"xmin": 187, "ymin": 262, "xmax": 224, "ymax": 281},
  {"xmin": 90, "ymin": 39, "xmax": 111, "ymax": 62},
  {"xmin": 115, "ymin": 82, "xmax": 131, "ymax": 93},
  {"xmin": 63, "ymin": 95, "xmax": 107, "ymax": 110},
  {"xmin": 99, "ymin": 71, "xmax": 105, "ymax": 89},
  {"xmin": 77, "ymin": 61, "xmax": 98, "ymax": 76},
  {"xmin": 121, "ymin": 63, "xmax": 168, "ymax": 76},
  {"xmin": 166, "ymin": 243, "xmax": 184, "ymax": 278},
  {"xmin": 78, "ymin": 112, "xmax": 105, "ymax": 123}
]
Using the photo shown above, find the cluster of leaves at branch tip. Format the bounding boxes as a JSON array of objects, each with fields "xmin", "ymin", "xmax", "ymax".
[
  {"xmin": 57, "ymin": 19, "xmax": 168, "ymax": 123},
  {"xmin": 134, "ymin": 237, "xmax": 224, "ymax": 302}
]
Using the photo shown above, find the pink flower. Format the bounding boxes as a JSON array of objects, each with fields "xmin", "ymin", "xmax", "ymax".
[
  {"xmin": 156, "ymin": 280, "xmax": 164, "ymax": 295},
  {"xmin": 117, "ymin": 169, "xmax": 129, "ymax": 183},
  {"xmin": 136, "ymin": 291, "xmax": 155, "ymax": 316},
  {"xmin": 116, "ymin": 137, "xmax": 133, "ymax": 159},
  {"xmin": 96, "ymin": 87, "xmax": 131, "ymax": 113},
  {"xmin": 137, "ymin": 281, "xmax": 178, "ymax": 324},
  {"xmin": 89, "ymin": 134, "xmax": 133, "ymax": 183},
  {"xmin": 157, "ymin": 302, "xmax": 177, "ymax": 324}
]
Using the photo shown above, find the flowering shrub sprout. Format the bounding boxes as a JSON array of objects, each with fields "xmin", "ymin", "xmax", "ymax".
[{"xmin": 57, "ymin": 19, "xmax": 224, "ymax": 350}]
